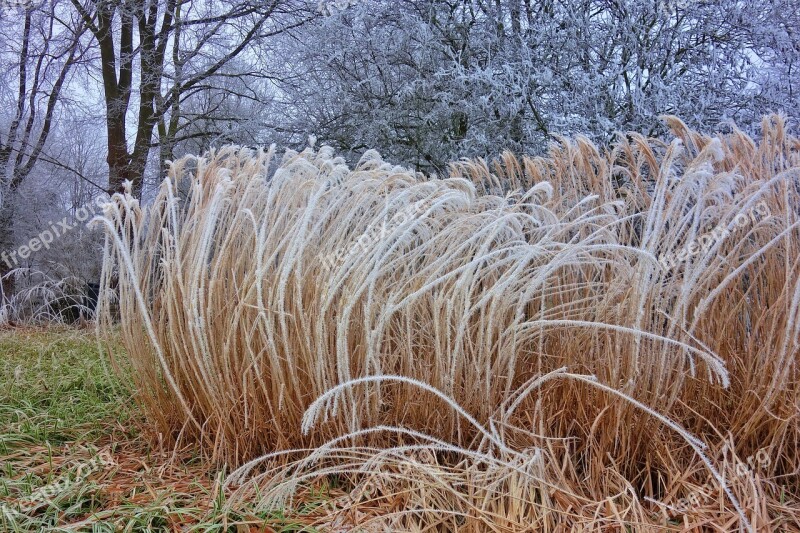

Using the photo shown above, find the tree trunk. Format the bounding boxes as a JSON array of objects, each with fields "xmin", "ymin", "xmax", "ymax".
[{"xmin": 0, "ymin": 190, "xmax": 17, "ymax": 302}]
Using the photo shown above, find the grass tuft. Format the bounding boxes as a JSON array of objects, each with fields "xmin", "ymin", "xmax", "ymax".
[{"xmin": 94, "ymin": 115, "xmax": 800, "ymax": 529}]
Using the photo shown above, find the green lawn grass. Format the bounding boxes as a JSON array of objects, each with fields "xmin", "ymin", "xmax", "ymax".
[
  {"xmin": 0, "ymin": 328, "xmax": 327, "ymax": 532},
  {"xmin": 0, "ymin": 328, "xmax": 129, "ymax": 453}
]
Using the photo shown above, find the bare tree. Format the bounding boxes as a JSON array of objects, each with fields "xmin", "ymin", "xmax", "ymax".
[
  {"xmin": 0, "ymin": 1, "xmax": 89, "ymax": 299},
  {"xmin": 69, "ymin": 0, "xmax": 310, "ymax": 198}
]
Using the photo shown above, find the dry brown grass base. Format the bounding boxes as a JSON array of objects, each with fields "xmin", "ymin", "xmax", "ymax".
[
  {"xmin": 0, "ymin": 431, "xmax": 356, "ymax": 531},
  {"xmin": 96, "ymin": 115, "xmax": 800, "ymax": 530}
]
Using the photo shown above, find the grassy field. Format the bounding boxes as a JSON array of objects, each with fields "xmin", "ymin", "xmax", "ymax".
[{"xmin": 0, "ymin": 328, "xmax": 332, "ymax": 532}]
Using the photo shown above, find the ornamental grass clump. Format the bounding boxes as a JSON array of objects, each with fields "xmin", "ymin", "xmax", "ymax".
[{"xmin": 96, "ymin": 115, "xmax": 800, "ymax": 530}]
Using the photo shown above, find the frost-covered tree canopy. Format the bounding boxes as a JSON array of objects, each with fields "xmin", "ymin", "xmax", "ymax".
[{"xmin": 274, "ymin": 0, "xmax": 798, "ymax": 172}]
